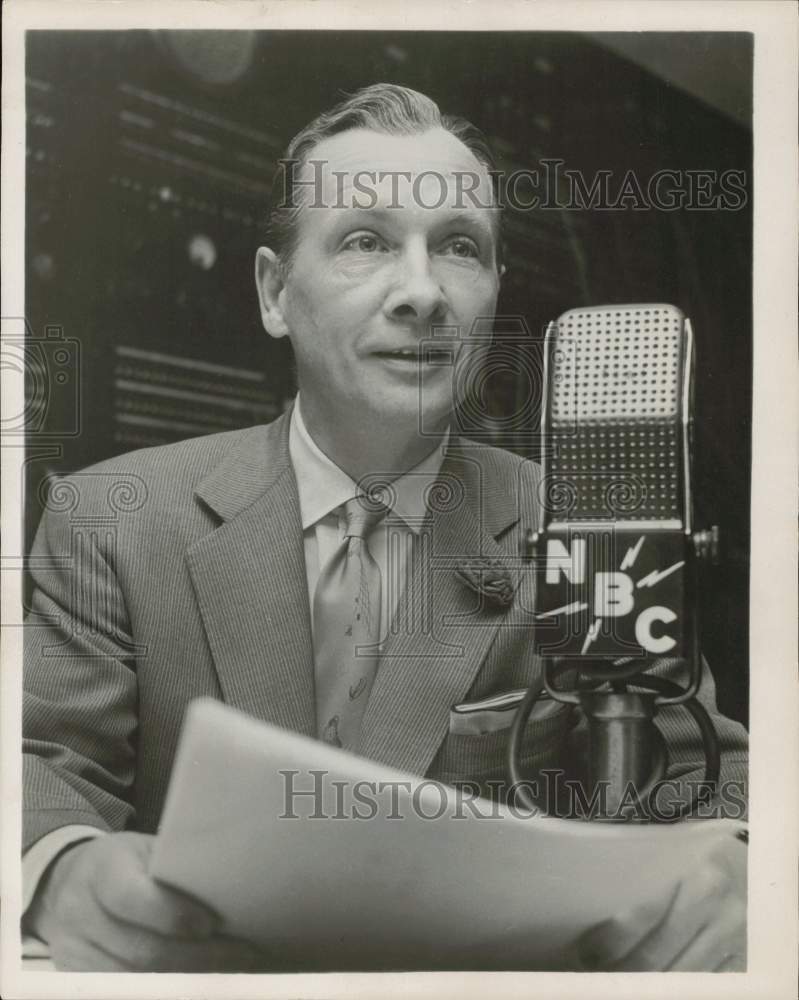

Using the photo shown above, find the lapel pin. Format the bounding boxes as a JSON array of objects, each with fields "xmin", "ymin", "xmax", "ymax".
[{"xmin": 455, "ymin": 557, "xmax": 516, "ymax": 610}]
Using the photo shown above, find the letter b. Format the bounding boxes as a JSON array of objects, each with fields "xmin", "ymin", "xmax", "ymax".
[{"xmin": 593, "ymin": 572, "xmax": 634, "ymax": 616}]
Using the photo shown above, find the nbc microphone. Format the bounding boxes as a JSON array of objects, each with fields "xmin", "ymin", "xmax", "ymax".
[{"xmin": 511, "ymin": 303, "xmax": 720, "ymax": 820}]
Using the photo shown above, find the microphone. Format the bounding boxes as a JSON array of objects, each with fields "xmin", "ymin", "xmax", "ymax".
[
  {"xmin": 511, "ymin": 304, "xmax": 720, "ymax": 820},
  {"xmin": 534, "ymin": 302, "xmax": 695, "ymax": 659}
]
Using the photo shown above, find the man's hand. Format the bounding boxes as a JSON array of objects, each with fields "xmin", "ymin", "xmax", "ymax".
[
  {"xmin": 573, "ymin": 832, "xmax": 747, "ymax": 971},
  {"xmin": 25, "ymin": 831, "xmax": 264, "ymax": 971}
]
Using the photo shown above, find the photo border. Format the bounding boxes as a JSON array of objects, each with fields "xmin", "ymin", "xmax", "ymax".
[{"xmin": 2, "ymin": 2, "xmax": 796, "ymax": 998}]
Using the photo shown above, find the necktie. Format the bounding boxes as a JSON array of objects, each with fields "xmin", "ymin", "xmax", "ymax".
[{"xmin": 313, "ymin": 495, "xmax": 387, "ymax": 751}]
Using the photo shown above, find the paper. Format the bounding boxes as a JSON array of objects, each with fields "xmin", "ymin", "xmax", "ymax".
[{"xmin": 150, "ymin": 698, "xmax": 745, "ymax": 971}]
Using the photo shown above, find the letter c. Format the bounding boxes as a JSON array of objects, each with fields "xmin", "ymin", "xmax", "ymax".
[{"xmin": 635, "ymin": 606, "xmax": 677, "ymax": 654}]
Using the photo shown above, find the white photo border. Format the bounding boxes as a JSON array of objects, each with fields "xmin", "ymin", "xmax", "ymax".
[{"xmin": 2, "ymin": 2, "xmax": 796, "ymax": 998}]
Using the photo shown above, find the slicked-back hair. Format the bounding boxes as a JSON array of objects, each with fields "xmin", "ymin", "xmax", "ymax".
[{"xmin": 266, "ymin": 83, "xmax": 503, "ymax": 270}]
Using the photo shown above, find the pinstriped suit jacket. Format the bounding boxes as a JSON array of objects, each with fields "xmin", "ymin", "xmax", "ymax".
[{"xmin": 23, "ymin": 410, "xmax": 748, "ymax": 850}]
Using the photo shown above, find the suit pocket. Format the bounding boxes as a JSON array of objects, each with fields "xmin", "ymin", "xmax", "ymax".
[{"xmin": 430, "ymin": 702, "xmax": 574, "ymax": 787}]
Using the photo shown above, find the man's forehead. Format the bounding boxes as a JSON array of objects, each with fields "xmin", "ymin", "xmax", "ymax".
[
  {"xmin": 306, "ymin": 126, "xmax": 488, "ymax": 173},
  {"xmin": 295, "ymin": 126, "xmax": 496, "ymax": 206}
]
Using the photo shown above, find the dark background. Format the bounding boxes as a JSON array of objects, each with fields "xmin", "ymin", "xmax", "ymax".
[{"xmin": 24, "ymin": 30, "xmax": 752, "ymax": 724}]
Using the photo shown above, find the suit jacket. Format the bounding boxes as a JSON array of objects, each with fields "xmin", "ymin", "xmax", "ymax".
[{"xmin": 23, "ymin": 410, "xmax": 748, "ymax": 850}]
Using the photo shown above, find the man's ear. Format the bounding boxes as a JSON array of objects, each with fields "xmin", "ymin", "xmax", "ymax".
[{"xmin": 255, "ymin": 247, "xmax": 290, "ymax": 339}]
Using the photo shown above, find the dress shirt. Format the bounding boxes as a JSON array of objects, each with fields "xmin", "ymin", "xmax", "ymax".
[
  {"xmin": 22, "ymin": 398, "xmax": 449, "ymax": 950},
  {"xmin": 289, "ymin": 396, "xmax": 449, "ymax": 644}
]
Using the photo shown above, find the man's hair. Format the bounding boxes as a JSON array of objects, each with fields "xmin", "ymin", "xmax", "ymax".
[{"xmin": 267, "ymin": 82, "xmax": 503, "ymax": 269}]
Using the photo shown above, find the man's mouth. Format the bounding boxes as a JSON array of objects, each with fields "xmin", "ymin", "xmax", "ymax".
[{"xmin": 372, "ymin": 348, "xmax": 454, "ymax": 363}]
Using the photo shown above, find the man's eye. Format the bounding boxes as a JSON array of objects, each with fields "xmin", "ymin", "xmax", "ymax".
[
  {"xmin": 342, "ymin": 233, "xmax": 384, "ymax": 253},
  {"xmin": 444, "ymin": 238, "xmax": 480, "ymax": 259}
]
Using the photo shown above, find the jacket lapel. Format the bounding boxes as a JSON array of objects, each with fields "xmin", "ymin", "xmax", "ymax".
[
  {"xmin": 359, "ymin": 441, "xmax": 526, "ymax": 776},
  {"xmin": 186, "ymin": 411, "xmax": 316, "ymax": 737}
]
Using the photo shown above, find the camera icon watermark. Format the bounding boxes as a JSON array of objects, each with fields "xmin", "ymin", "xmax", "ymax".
[
  {"xmin": 417, "ymin": 315, "xmax": 545, "ymax": 445},
  {"xmin": 1, "ymin": 317, "xmax": 81, "ymax": 437}
]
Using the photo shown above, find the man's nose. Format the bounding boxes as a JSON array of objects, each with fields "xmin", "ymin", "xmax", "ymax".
[{"xmin": 382, "ymin": 246, "xmax": 448, "ymax": 324}]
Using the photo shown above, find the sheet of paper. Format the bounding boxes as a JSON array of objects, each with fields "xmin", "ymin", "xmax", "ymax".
[{"xmin": 149, "ymin": 698, "xmax": 745, "ymax": 971}]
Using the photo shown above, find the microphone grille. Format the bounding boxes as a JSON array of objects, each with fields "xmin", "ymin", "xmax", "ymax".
[
  {"xmin": 550, "ymin": 304, "xmax": 684, "ymax": 423},
  {"xmin": 543, "ymin": 303, "xmax": 690, "ymax": 524}
]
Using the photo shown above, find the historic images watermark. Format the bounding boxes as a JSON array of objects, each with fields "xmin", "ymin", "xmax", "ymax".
[
  {"xmin": 279, "ymin": 768, "xmax": 747, "ymax": 823},
  {"xmin": 275, "ymin": 159, "xmax": 748, "ymax": 213}
]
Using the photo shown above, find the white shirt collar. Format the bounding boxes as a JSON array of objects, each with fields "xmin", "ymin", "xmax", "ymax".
[{"xmin": 288, "ymin": 395, "xmax": 449, "ymax": 535}]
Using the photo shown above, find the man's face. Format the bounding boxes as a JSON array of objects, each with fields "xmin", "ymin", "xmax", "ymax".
[{"xmin": 259, "ymin": 127, "xmax": 502, "ymax": 434}]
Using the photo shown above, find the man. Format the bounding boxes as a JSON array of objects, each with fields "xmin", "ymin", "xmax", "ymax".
[{"xmin": 22, "ymin": 83, "xmax": 748, "ymax": 972}]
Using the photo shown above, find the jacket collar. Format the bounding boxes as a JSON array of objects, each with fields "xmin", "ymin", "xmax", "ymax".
[
  {"xmin": 193, "ymin": 409, "xmax": 294, "ymax": 523},
  {"xmin": 194, "ymin": 406, "xmax": 523, "ymax": 540}
]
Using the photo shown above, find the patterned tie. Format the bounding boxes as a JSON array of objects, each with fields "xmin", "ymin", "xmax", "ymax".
[{"xmin": 313, "ymin": 495, "xmax": 387, "ymax": 751}]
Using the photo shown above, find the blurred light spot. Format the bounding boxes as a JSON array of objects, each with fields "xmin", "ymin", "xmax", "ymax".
[
  {"xmin": 32, "ymin": 253, "xmax": 55, "ymax": 281},
  {"xmin": 187, "ymin": 234, "xmax": 217, "ymax": 271},
  {"xmin": 384, "ymin": 45, "xmax": 408, "ymax": 63}
]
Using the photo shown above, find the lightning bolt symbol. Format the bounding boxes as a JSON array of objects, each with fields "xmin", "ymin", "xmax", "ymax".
[
  {"xmin": 581, "ymin": 618, "xmax": 601, "ymax": 654},
  {"xmin": 536, "ymin": 601, "xmax": 588, "ymax": 619},
  {"xmin": 637, "ymin": 561, "xmax": 685, "ymax": 589},
  {"xmin": 620, "ymin": 535, "xmax": 646, "ymax": 571}
]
